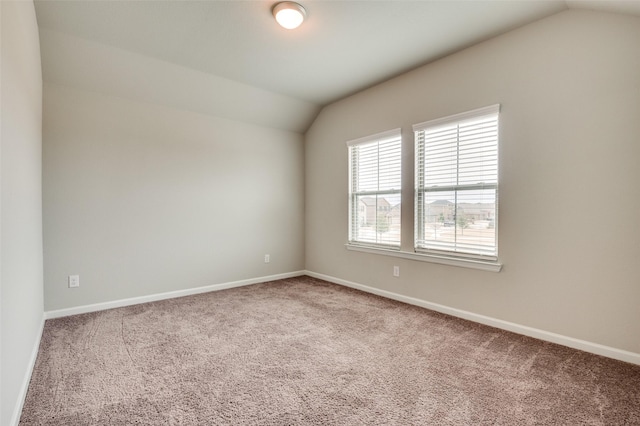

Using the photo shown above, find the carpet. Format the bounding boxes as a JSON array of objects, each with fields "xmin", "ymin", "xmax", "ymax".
[{"xmin": 20, "ymin": 276, "xmax": 640, "ymax": 425}]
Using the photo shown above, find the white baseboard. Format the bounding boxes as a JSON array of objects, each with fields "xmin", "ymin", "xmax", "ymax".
[
  {"xmin": 10, "ymin": 313, "xmax": 46, "ymax": 426},
  {"xmin": 37, "ymin": 268, "xmax": 640, "ymax": 365},
  {"xmin": 16, "ymin": 268, "xmax": 639, "ymax": 426},
  {"xmin": 44, "ymin": 271, "xmax": 305, "ymax": 320},
  {"xmin": 304, "ymin": 270, "xmax": 640, "ymax": 366}
]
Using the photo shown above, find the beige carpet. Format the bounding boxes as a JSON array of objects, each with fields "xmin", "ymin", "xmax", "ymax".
[{"xmin": 20, "ymin": 276, "xmax": 640, "ymax": 425}]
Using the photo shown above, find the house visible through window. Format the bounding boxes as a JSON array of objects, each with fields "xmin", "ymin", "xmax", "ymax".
[
  {"xmin": 414, "ymin": 105, "xmax": 499, "ymax": 259},
  {"xmin": 347, "ymin": 129, "xmax": 402, "ymax": 248}
]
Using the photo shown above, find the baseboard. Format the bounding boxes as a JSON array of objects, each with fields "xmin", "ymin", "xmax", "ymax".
[
  {"xmin": 304, "ymin": 270, "xmax": 640, "ymax": 366},
  {"xmin": 39, "ymin": 268, "xmax": 640, "ymax": 364},
  {"xmin": 10, "ymin": 313, "xmax": 46, "ymax": 426},
  {"xmin": 44, "ymin": 271, "xmax": 306, "ymax": 320}
]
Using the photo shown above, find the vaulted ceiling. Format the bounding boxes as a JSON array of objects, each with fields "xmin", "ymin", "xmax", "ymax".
[{"xmin": 34, "ymin": 1, "xmax": 640, "ymax": 133}]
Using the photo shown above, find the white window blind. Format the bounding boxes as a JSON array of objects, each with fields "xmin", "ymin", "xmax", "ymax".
[
  {"xmin": 414, "ymin": 105, "xmax": 499, "ymax": 259},
  {"xmin": 347, "ymin": 129, "xmax": 402, "ymax": 248}
]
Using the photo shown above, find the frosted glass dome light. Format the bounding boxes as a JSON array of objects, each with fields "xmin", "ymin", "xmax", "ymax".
[{"xmin": 273, "ymin": 2, "xmax": 306, "ymax": 30}]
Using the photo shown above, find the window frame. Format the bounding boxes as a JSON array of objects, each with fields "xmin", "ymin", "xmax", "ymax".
[
  {"xmin": 347, "ymin": 128, "xmax": 402, "ymax": 250},
  {"xmin": 413, "ymin": 104, "xmax": 500, "ymax": 262}
]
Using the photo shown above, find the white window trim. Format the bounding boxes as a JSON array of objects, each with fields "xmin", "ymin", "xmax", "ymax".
[
  {"xmin": 345, "ymin": 244, "xmax": 502, "ymax": 272},
  {"xmin": 412, "ymin": 104, "xmax": 500, "ymax": 133},
  {"xmin": 413, "ymin": 104, "xmax": 500, "ymax": 261},
  {"xmin": 345, "ymin": 128, "xmax": 401, "ymax": 147},
  {"xmin": 347, "ymin": 128, "xmax": 402, "ymax": 249}
]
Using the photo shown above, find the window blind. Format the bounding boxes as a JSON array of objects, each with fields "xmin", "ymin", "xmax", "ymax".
[
  {"xmin": 347, "ymin": 129, "xmax": 402, "ymax": 248},
  {"xmin": 414, "ymin": 105, "xmax": 499, "ymax": 259}
]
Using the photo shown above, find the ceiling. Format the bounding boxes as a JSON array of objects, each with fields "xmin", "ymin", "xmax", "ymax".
[{"xmin": 34, "ymin": 0, "xmax": 640, "ymax": 132}]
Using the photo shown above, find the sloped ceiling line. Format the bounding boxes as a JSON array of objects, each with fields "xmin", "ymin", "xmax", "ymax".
[{"xmin": 35, "ymin": 1, "xmax": 640, "ymax": 132}]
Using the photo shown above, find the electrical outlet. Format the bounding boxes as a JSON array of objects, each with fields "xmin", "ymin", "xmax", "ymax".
[
  {"xmin": 393, "ymin": 266, "xmax": 400, "ymax": 277},
  {"xmin": 68, "ymin": 275, "xmax": 80, "ymax": 288},
  {"xmin": 264, "ymin": 254, "xmax": 270, "ymax": 263}
]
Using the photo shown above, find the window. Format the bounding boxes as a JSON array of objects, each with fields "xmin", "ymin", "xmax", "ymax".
[
  {"xmin": 347, "ymin": 129, "xmax": 402, "ymax": 248},
  {"xmin": 414, "ymin": 105, "xmax": 499, "ymax": 260}
]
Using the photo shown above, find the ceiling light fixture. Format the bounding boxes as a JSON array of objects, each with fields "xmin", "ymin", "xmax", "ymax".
[{"xmin": 272, "ymin": 2, "xmax": 306, "ymax": 30}]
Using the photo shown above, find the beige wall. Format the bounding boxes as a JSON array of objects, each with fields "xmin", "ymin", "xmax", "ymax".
[
  {"xmin": 38, "ymin": 29, "xmax": 320, "ymax": 134},
  {"xmin": 305, "ymin": 10, "xmax": 640, "ymax": 354},
  {"xmin": 43, "ymin": 84, "xmax": 304, "ymax": 311},
  {"xmin": 1, "ymin": 1, "xmax": 44, "ymax": 424}
]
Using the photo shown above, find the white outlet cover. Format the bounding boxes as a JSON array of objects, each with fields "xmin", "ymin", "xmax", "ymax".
[{"xmin": 69, "ymin": 275, "xmax": 80, "ymax": 288}]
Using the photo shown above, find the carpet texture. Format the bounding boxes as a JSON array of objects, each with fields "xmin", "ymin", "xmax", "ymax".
[{"xmin": 20, "ymin": 276, "xmax": 640, "ymax": 425}]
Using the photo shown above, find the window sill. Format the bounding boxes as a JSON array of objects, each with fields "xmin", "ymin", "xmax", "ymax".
[{"xmin": 345, "ymin": 244, "xmax": 502, "ymax": 272}]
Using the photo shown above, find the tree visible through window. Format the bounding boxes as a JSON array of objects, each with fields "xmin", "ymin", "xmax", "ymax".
[
  {"xmin": 347, "ymin": 129, "xmax": 402, "ymax": 248},
  {"xmin": 414, "ymin": 105, "xmax": 499, "ymax": 259}
]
